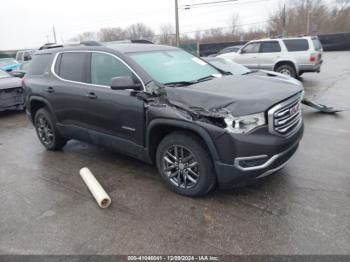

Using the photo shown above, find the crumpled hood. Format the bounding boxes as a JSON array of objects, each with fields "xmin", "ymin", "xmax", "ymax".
[
  {"xmin": 165, "ymin": 75, "xmax": 303, "ymax": 116},
  {"xmin": 0, "ymin": 77, "xmax": 22, "ymax": 90}
]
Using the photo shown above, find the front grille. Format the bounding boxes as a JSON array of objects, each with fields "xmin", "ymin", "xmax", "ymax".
[{"xmin": 268, "ymin": 93, "xmax": 303, "ymax": 137}]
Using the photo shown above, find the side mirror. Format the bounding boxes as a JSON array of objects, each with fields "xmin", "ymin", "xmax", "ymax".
[
  {"xmin": 24, "ymin": 56, "xmax": 31, "ymax": 61},
  {"xmin": 110, "ymin": 76, "xmax": 141, "ymax": 90},
  {"xmin": 239, "ymin": 49, "xmax": 245, "ymax": 54}
]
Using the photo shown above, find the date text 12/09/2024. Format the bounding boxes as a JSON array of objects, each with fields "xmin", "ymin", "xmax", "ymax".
[{"xmin": 127, "ymin": 256, "xmax": 219, "ymax": 261}]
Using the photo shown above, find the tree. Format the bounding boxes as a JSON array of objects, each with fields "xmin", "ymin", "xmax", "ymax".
[
  {"xmin": 229, "ymin": 13, "xmax": 240, "ymax": 36},
  {"xmin": 125, "ymin": 23, "xmax": 154, "ymax": 40},
  {"xmin": 70, "ymin": 31, "xmax": 97, "ymax": 42},
  {"xmin": 98, "ymin": 27, "xmax": 126, "ymax": 42},
  {"xmin": 158, "ymin": 23, "xmax": 175, "ymax": 45},
  {"xmin": 268, "ymin": 0, "xmax": 350, "ymax": 36}
]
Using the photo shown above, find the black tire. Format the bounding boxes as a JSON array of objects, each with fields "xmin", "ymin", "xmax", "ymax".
[
  {"xmin": 156, "ymin": 131, "xmax": 216, "ymax": 197},
  {"xmin": 275, "ymin": 64, "xmax": 297, "ymax": 78},
  {"xmin": 34, "ymin": 108, "xmax": 67, "ymax": 150}
]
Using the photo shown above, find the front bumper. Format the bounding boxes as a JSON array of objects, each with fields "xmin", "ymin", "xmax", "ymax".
[
  {"xmin": 0, "ymin": 88, "xmax": 25, "ymax": 112},
  {"xmin": 213, "ymin": 123, "xmax": 304, "ymax": 188}
]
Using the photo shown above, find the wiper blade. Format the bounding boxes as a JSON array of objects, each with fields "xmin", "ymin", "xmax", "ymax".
[
  {"xmin": 241, "ymin": 70, "xmax": 255, "ymax": 75},
  {"xmin": 195, "ymin": 75, "xmax": 216, "ymax": 83},
  {"xmin": 164, "ymin": 75, "xmax": 218, "ymax": 87},
  {"xmin": 164, "ymin": 81, "xmax": 196, "ymax": 87}
]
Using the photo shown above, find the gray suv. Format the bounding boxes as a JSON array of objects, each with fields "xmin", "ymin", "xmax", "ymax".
[
  {"xmin": 24, "ymin": 44, "xmax": 304, "ymax": 196},
  {"xmin": 218, "ymin": 36, "xmax": 323, "ymax": 78}
]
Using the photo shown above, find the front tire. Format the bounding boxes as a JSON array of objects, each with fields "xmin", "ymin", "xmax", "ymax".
[
  {"xmin": 275, "ymin": 64, "xmax": 297, "ymax": 78},
  {"xmin": 156, "ymin": 131, "xmax": 216, "ymax": 197},
  {"xmin": 34, "ymin": 108, "xmax": 67, "ymax": 150}
]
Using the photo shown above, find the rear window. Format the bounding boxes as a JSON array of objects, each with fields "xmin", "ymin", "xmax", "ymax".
[
  {"xmin": 27, "ymin": 54, "xmax": 52, "ymax": 75},
  {"xmin": 56, "ymin": 52, "xmax": 90, "ymax": 83},
  {"xmin": 260, "ymin": 41, "xmax": 281, "ymax": 53},
  {"xmin": 283, "ymin": 39, "xmax": 309, "ymax": 51},
  {"xmin": 312, "ymin": 38, "xmax": 322, "ymax": 51}
]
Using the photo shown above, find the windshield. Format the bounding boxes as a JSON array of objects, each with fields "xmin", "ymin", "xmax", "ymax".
[
  {"xmin": 129, "ymin": 49, "xmax": 221, "ymax": 84},
  {"xmin": 0, "ymin": 70, "xmax": 10, "ymax": 78},
  {"xmin": 207, "ymin": 58, "xmax": 251, "ymax": 75},
  {"xmin": 0, "ymin": 59, "xmax": 17, "ymax": 67}
]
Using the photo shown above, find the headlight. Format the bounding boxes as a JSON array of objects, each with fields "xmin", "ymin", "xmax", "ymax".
[{"xmin": 224, "ymin": 112, "xmax": 266, "ymax": 134}]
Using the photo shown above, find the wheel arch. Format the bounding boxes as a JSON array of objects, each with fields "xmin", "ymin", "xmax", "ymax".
[
  {"xmin": 146, "ymin": 119, "xmax": 220, "ymax": 165},
  {"xmin": 273, "ymin": 60, "xmax": 299, "ymax": 74},
  {"xmin": 29, "ymin": 96, "xmax": 58, "ymax": 123}
]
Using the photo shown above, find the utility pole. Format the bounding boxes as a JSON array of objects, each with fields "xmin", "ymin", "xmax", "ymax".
[
  {"xmin": 282, "ymin": 4, "xmax": 287, "ymax": 37},
  {"xmin": 175, "ymin": 0, "xmax": 180, "ymax": 46},
  {"xmin": 53, "ymin": 26, "xmax": 57, "ymax": 43},
  {"xmin": 306, "ymin": 11, "xmax": 310, "ymax": 35}
]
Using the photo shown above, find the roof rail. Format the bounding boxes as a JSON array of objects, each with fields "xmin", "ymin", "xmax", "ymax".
[{"xmin": 38, "ymin": 41, "xmax": 104, "ymax": 50}]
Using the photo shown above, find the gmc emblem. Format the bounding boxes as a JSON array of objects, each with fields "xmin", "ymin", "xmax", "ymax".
[{"xmin": 290, "ymin": 103, "xmax": 300, "ymax": 115}]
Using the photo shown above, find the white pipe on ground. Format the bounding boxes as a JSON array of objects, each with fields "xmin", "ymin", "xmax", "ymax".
[{"xmin": 79, "ymin": 167, "xmax": 111, "ymax": 209}]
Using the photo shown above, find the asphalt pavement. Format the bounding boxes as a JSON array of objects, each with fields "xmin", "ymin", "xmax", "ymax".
[{"xmin": 0, "ymin": 52, "xmax": 349, "ymax": 255}]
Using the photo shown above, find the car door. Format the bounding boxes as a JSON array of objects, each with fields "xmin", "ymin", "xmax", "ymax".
[
  {"xmin": 83, "ymin": 52, "xmax": 145, "ymax": 151},
  {"xmin": 233, "ymin": 42, "xmax": 260, "ymax": 69},
  {"xmin": 258, "ymin": 41, "xmax": 282, "ymax": 70},
  {"xmin": 49, "ymin": 52, "xmax": 93, "ymax": 142}
]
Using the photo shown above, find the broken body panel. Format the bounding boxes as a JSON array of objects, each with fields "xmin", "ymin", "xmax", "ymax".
[{"xmin": 0, "ymin": 76, "xmax": 24, "ymax": 112}]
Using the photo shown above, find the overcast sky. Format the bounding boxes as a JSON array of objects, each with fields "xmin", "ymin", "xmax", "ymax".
[{"xmin": 0, "ymin": 0, "xmax": 286, "ymax": 50}]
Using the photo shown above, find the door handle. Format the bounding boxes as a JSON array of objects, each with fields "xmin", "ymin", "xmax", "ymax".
[
  {"xmin": 45, "ymin": 87, "xmax": 55, "ymax": 93},
  {"xmin": 87, "ymin": 92, "xmax": 97, "ymax": 99}
]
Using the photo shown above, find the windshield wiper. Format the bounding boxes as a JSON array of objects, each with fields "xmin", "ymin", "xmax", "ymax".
[
  {"xmin": 164, "ymin": 75, "xmax": 218, "ymax": 87},
  {"xmin": 163, "ymin": 81, "xmax": 196, "ymax": 87},
  {"xmin": 241, "ymin": 70, "xmax": 256, "ymax": 75},
  {"xmin": 195, "ymin": 75, "xmax": 216, "ymax": 83}
]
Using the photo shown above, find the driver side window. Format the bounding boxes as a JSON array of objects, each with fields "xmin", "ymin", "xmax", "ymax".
[
  {"xmin": 242, "ymin": 43, "xmax": 260, "ymax": 54},
  {"xmin": 91, "ymin": 53, "xmax": 134, "ymax": 86}
]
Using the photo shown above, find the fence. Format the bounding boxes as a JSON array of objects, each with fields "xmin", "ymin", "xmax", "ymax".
[{"xmin": 180, "ymin": 32, "xmax": 350, "ymax": 56}]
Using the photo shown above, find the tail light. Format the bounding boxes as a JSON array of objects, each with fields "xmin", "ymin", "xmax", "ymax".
[{"xmin": 310, "ymin": 54, "xmax": 316, "ymax": 62}]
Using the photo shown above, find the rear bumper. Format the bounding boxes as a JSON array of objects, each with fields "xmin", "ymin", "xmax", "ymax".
[
  {"xmin": 299, "ymin": 60, "xmax": 323, "ymax": 73},
  {"xmin": 213, "ymin": 124, "xmax": 303, "ymax": 189}
]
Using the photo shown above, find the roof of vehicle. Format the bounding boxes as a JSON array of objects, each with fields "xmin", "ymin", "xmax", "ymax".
[
  {"xmin": 249, "ymin": 36, "xmax": 319, "ymax": 42},
  {"xmin": 105, "ymin": 43, "xmax": 178, "ymax": 53},
  {"xmin": 34, "ymin": 43, "xmax": 178, "ymax": 55}
]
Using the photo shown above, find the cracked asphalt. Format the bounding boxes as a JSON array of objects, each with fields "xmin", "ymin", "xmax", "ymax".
[{"xmin": 0, "ymin": 52, "xmax": 349, "ymax": 255}]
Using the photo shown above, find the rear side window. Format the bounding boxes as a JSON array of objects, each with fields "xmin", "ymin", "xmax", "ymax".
[
  {"xmin": 242, "ymin": 43, "xmax": 260, "ymax": 54},
  {"xmin": 28, "ymin": 54, "xmax": 52, "ymax": 75},
  {"xmin": 56, "ymin": 52, "xmax": 90, "ymax": 82},
  {"xmin": 312, "ymin": 38, "xmax": 322, "ymax": 51},
  {"xmin": 91, "ymin": 53, "xmax": 133, "ymax": 86},
  {"xmin": 16, "ymin": 52, "xmax": 23, "ymax": 61},
  {"xmin": 283, "ymin": 39, "xmax": 309, "ymax": 51},
  {"xmin": 260, "ymin": 41, "xmax": 281, "ymax": 53}
]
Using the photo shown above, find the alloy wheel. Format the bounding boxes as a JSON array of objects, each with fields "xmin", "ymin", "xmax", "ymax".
[
  {"xmin": 279, "ymin": 69, "xmax": 291, "ymax": 76},
  {"xmin": 162, "ymin": 145, "xmax": 199, "ymax": 189},
  {"xmin": 36, "ymin": 116, "xmax": 54, "ymax": 145}
]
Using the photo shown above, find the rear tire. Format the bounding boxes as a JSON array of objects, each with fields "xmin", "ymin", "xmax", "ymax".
[
  {"xmin": 34, "ymin": 108, "xmax": 67, "ymax": 150},
  {"xmin": 156, "ymin": 131, "xmax": 216, "ymax": 197},
  {"xmin": 275, "ymin": 64, "xmax": 297, "ymax": 78}
]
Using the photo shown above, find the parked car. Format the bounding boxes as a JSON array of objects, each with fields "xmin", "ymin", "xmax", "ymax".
[
  {"xmin": 0, "ymin": 58, "xmax": 20, "ymax": 72},
  {"xmin": 24, "ymin": 44, "xmax": 303, "ymax": 196},
  {"xmin": 0, "ymin": 69, "xmax": 24, "ymax": 112},
  {"xmin": 217, "ymin": 36, "xmax": 323, "ymax": 78},
  {"xmin": 209, "ymin": 45, "xmax": 243, "ymax": 57},
  {"xmin": 16, "ymin": 50, "xmax": 36, "ymax": 70},
  {"xmin": 203, "ymin": 57, "xmax": 302, "ymax": 86}
]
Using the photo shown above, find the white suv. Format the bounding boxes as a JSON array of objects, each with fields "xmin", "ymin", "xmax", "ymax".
[{"xmin": 217, "ymin": 36, "xmax": 323, "ymax": 78}]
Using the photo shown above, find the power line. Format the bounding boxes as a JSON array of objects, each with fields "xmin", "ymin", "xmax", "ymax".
[
  {"xmin": 181, "ymin": 0, "xmax": 238, "ymax": 9},
  {"xmin": 180, "ymin": 0, "xmax": 269, "ymax": 9}
]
